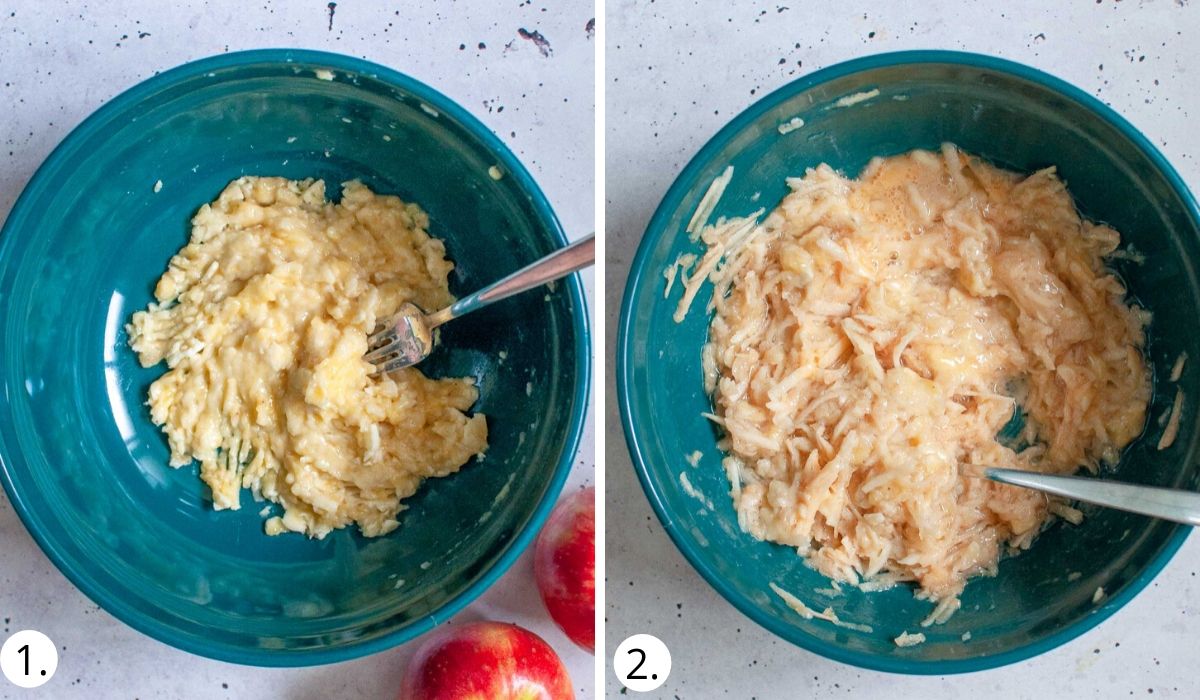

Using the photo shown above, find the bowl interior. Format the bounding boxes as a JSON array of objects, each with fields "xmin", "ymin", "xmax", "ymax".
[
  {"xmin": 620, "ymin": 54, "xmax": 1200, "ymax": 672},
  {"xmin": 0, "ymin": 51, "xmax": 586, "ymax": 664}
]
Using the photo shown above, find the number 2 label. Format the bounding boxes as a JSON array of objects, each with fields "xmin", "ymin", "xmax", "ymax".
[{"xmin": 614, "ymin": 634, "xmax": 671, "ymax": 692}]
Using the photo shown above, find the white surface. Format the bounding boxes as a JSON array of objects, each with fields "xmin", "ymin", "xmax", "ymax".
[
  {"xmin": 606, "ymin": 1, "xmax": 1199, "ymax": 698},
  {"xmin": 0, "ymin": 2, "xmax": 595, "ymax": 699}
]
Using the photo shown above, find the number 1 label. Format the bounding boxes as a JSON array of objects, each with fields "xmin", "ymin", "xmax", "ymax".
[{"xmin": 1, "ymin": 630, "xmax": 57, "ymax": 689}]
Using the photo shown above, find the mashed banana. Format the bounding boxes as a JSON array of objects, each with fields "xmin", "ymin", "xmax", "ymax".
[
  {"xmin": 128, "ymin": 177, "xmax": 487, "ymax": 539},
  {"xmin": 679, "ymin": 145, "xmax": 1149, "ymax": 607}
]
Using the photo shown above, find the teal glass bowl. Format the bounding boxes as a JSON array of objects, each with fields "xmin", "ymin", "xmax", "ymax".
[
  {"xmin": 617, "ymin": 51, "xmax": 1200, "ymax": 673},
  {"xmin": 0, "ymin": 49, "xmax": 589, "ymax": 666}
]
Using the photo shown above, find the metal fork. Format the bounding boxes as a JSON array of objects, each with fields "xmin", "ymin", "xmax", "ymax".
[
  {"xmin": 961, "ymin": 464, "xmax": 1200, "ymax": 526},
  {"xmin": 364, "ymin": 233, "xmax": 595, "ymax": 374}
]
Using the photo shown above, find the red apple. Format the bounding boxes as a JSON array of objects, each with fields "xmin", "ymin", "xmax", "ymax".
[
  {"xmin": 400, "ymin": 621, "xmax": 574, "ymax": 700},
  {"xmin": 534, "ymin": 486, "xmax": 596, "ymax": 653}
]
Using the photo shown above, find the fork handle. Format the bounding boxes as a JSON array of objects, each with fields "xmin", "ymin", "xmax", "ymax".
[
  {"xmin": 975, "ymin": 467, "xmax": 1200, "ymax": 527},
  {"xmin": 426, "ymin": 233, "xmax": 595, "ymax": 328}
]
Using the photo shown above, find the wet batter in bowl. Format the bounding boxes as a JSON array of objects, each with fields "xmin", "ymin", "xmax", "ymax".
[
  {"xmin": 129, "ymin": 177, "xmax": 487, "ymax": 539},
  {"xmin": 676, "ymin": 145, "xmax": 1149, "ymax": 616}
]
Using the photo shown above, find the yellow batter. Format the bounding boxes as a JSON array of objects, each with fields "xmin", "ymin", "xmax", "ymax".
[{"xmin": 128, "ymin": 177, "xmax": 488, "ymax": 539}]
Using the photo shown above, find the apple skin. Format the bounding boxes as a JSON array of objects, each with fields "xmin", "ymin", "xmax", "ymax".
[
  {"xmin": 400, "ymin": 621, "xmax": 574, "ymax": 700},
  {"xmin": 534, "ymin": 487, "xmax": 596, "ymax": 653}
]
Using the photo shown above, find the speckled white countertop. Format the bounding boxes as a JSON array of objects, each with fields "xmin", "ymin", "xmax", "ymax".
[
  {"xmin": 0, "ymin": 2, "xmax": 595, "ymax": 698},
  {"xmin": 605, "ymin": 1, "xmax": 1199, "ymax": 698}
]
